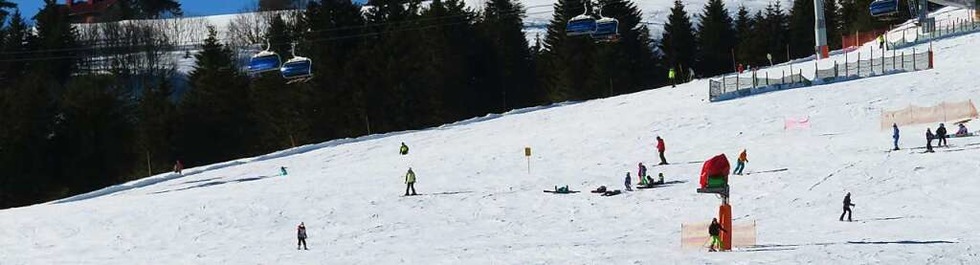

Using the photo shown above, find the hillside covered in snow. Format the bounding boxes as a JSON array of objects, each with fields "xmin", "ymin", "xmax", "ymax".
[{"xmin": 3, "ymin": 7, "xmax": 980, "ymax": 262}]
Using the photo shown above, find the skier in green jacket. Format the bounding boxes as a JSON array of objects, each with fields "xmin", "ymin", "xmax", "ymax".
[{"xmin": 404, "ymin": 168, "xmax": 417, "ymax": 196}]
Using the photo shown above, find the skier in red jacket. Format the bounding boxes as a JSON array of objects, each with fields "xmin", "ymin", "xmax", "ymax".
[{"xmin": 656, "ymin": 136, "xmax": 668, "ymax": 165}]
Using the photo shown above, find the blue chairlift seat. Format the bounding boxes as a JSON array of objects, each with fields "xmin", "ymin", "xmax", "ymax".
[
  {"xmin": 566, "ymin": 15, "xmax": 597, "ymax": 36},
  {"xmin": 247, "ymin": 51, "xmax": 282, "ymax": 74},
  {"xmin": 869, "ymin": 0, "xmax": 899, "ymax": 17},
  {"xmin": 591, "ymin": 17, "xmax": 620, "ymax": 41},
  {"xmin": 280, "ymin": 57, "xmax": 313, "ymax": 84}
]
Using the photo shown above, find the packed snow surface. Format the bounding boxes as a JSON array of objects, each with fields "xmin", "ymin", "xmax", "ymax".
[{"xmin": 4, "ymin": 17, "xmax": 980, "ymax": 265}]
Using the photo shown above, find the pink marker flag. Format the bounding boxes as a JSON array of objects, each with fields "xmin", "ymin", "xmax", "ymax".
[{"xmin": 784, "ymin": 116, "xmax": 811, "ymax": 130}]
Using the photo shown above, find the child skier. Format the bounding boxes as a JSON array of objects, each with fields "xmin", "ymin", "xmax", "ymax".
[
  {"xmin": 280, "ymin": 166, "xmax": 288, "ymax": 176},
  {"xmin": 638, "ymin": 163, "xmax": 647, "ymax": 180},
  {"xmin": 708, "ymin": 218, "xmax": 728, "ymax": 252},
  {"xmin": 624, "ymin": 172, "xmax": 633, "ymax": 191},
  {"xmin": 297, "ymin": 222, "xmax": 308, "ymax": 250},
  {"xmin": 400, "ymin": 142, "xmax": 409, "ymax": 155}
]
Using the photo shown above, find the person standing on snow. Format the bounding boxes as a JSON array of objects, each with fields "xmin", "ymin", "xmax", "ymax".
[
  {"xmin": 668, "ymin": 68, "xmax": 677, "ymax": 88},
  {"xmin": 839, "ymin": 193, "xmax": 855, "ymax": 222},
  {"xmin": 404, "ymin": 167, "xmax": 417, "ymax": 196},
  {"xmin": 926, "ymin": 128, "xmax": 935, "ymax": 153},
  {"xmin": 400, "ymin": 142, "xmax": 409, "ymax": 155},
  {"xmin": 656, "ymin": 136, "xmax": 668, "ymax": 165},
  {"xmin": 892, "ymin": 123, "xmax": 900, "ymax": 151},
  {"xmin": 733, "ymin": 149, "xmax": 748, "ymax": 175},
  {"xmin": 708, "ymin": 218, "xmax": 728, "ymax": 252},
  {"xmin": 638, "ymin": 163, "xmax": 648, "ymax": 179},
  {"xmin": 173, "ymin": 160, "xmax": 183, "ymax": 175},
  {"xmin": 624, "ymin": 172, "xmax": 633, "ymax": 191},
  {"xmin": 936, "ymin": 123, "xmax": 948, "ymax": 147},
  {"xmin": 297, "ymin": 222, "xmax": 308, "ymax": 250}
]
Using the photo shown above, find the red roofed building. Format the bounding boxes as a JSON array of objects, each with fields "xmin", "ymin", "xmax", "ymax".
[{"xmin": 61, "ymin": 0, "xmax": 123, "ymax": 23}]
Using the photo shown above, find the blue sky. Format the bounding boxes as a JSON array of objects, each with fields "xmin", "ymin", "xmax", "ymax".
[{"xmin": 11, "ymin": 0, "xmax": 265, "ymax": 19}]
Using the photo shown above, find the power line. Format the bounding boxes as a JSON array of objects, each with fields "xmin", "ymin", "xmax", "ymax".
[
  {"xmin": 0, "ymin": 8, "xmax": 554, "ymax": 63},
  {"xmin": 0, "ymin": 4, "xmax": 554, "ymax": 57}
]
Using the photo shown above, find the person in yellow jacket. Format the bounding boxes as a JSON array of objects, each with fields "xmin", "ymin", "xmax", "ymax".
[
  {"xmin": 404, "ymin": 167, "xmax": 417, "ymax": 196},
  {"xmin": 733, "ymin": 149, "xmax": 748, "ymax": 175},
  {"xmin": 668, "ymin": 67, "xmax": 677, "ymax": 87}
]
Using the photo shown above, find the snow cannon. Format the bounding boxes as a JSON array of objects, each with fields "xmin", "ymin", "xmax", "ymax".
[{"xmin": 697, "ymin": 154, "xmax": 730, "ymax": 197}]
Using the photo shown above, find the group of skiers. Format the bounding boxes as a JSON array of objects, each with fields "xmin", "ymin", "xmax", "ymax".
[{"xmin": 892, "ymin": 122, "xmax": 970, "ymax": 152}]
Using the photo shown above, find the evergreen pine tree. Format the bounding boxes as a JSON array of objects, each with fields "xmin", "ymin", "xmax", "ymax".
[
  {"xmin": 32, "ymin": 0, "xmax": 78, "ymax": 85},
  {"xmin": 478, "ymin": 0, "xmax": 538, "ymax": 111},
  {"xmin": 540, "ymin": 0, "xmax": 595, "ymax": 101},
  {"xmin": 734, "ymin": 5, "xmax": 755, "ymax": 65},
  {"xmin": 249, "ymin": 15, "xmax": 312, "ymax": 152},
  {"xmin": 588, "ymin": 0, "xmax": 658, "ymax": 95},
  {"xmin": 135, "ymin": 76, "xmax": 177, "ymax": 177},
  {"xmin": 177, "ymin": 27, "xmax": 252, "ymax": 167},
  {"xmin": 301, "ymin": 0, "xmax": 367, "ymax": 140},
  {"xmin": 51, "ymin": 75, "xmax": 137, "ymax": 194},
  {"xmin": 695, "ymin": 0, "xmax": 736, "ymax": 76},
  {"xmin": 659, "ymin": 0, "xmax": 696, "ymax": 79},
  {"xmin": 788, "ymin": 0, "xmax": 816, "ymax": 58}
]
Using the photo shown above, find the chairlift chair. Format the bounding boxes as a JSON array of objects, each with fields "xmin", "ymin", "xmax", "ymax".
[
  {"xmin": 280, "ymin": 43, "xmax": 313, "ymax": 84},
  {"xmin": 566, "ymin": 2, "xmax": 597, "ymax": 36},
  {"xmin": 869, "ymin": 0, "xmax": 900, "ymax": 18},
  {"xmin": 591, "ymin": 5, "xmax": 620, "ymax": 42},
  {"xmin": 247, "ymin": 41, "xmax": 282, "ymax": 74}
]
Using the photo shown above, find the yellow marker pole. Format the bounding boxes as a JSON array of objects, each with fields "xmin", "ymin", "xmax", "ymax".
[{"xmin": 524, "ymin": 147, "xmax": 532, "ymax": 174}]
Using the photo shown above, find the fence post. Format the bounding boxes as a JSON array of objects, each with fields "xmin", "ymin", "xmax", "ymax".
[
  {"xmin": 901, "ymin": 51, "xmax": 905, "ymax": 70},
  {"xmin": 929, "ymin": 43, "xmax": 934, "ymax": 69},
  {"xmin": 857, "ymin": 51, "xmax": 861, "ymax": 76},
  {"xmin": 736, "ymin": 72, "xmax": 740, "ymax": 92},
  {"xmin": 766, "ymin": 72, "xmax": 769, "ymax": 86},
  {"xmin": 912, "ymin": 47, "xmax": 916, "ymax": 70},
  {"xmin": 893, "ymin": 48, "xmax": 897, "ymax": 72},
  {"xmin": 845, "ymin": 51, "xmax": 849, "ymax": 76},
  {"xmin": 881, "ymin": 46, "xmax": 885, "ymax": 73},
  {"xmin": 834, "ymin": 61, "xmax": 839, "ymax": 78}
]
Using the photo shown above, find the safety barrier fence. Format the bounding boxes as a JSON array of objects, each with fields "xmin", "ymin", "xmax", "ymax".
[
  {"xmin": 888, "ymin": 17, "xmax": 980, "ymax": 50},
  {"xmin": 709, "ymin": 48, "xmax": 933, "ymax": 102}
]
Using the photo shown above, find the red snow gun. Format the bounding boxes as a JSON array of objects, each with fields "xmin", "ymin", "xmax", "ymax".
[{"xmin": 697, "ymin": 154, "xmax": 731, "ymax": 196}]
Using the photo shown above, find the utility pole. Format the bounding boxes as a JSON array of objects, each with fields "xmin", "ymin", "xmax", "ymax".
[{"xmin": 814, "ymin": 0, "xmax": 829, "ymax": 59}]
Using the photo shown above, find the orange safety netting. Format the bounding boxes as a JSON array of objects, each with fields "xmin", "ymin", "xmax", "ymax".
[
  {"xmin": 680, "ymin": 221, "xmax": 757, "ymax": 249},
  {"xmin": 880, "ymin": 100, "xmax": 979, "ymax": 130}
]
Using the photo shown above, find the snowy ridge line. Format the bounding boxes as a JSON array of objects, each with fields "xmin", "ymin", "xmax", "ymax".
[{"xmin": 52, "ymin": 101, "xmax": 576, "ymax": 205}]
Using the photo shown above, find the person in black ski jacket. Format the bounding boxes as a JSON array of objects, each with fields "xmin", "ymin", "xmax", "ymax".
[
  {"xmin": 926, "ymin": 128, "xmax": 935, "ymax": 153},
  {"xmin": 839, "ymin": 193, "xmax": 855, "ymax": 222},
  {"xmin": 936, "ymin": 123, "xmax": 948, "ymax": 147},
  {"xmin": 708, "ymin": 218, "xmax": 728, "ymax": 252},
  {"xmin": 297, "ymin": 222, "xmax": 308, "ymax": 250}
]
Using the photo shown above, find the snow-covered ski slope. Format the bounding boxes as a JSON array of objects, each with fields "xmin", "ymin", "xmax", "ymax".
[{"xmin": 5, "ymin": 26, "xmax": 980, "ymax": 265}]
